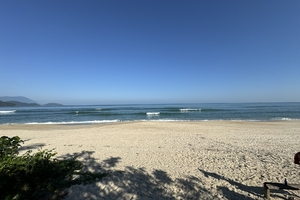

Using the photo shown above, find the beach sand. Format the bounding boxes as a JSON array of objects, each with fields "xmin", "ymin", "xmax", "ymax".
[{"xmin": 1, "ymin": 121, "xmax": 300, "ymax": 199}]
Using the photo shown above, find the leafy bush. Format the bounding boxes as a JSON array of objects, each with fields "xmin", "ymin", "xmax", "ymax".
[
  {"xmin": 0, "ymin": 136, "xmax": 106, "ymax": 200},
  {"xmin": 0, "ymin": 136, "xmax": 23, "ymax": 159}
]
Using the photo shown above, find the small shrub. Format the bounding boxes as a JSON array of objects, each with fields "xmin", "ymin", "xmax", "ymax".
[
  {"xmin": 0, "ymin": 136, "xmax": 23, "ymax": 159},
  {"xmin": 0, "ymin": 136, "xmax": 106, "ymax": 200}
]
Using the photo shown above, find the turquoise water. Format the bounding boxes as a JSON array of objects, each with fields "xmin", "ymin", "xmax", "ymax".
[{"xmin": 0, "ymin": 103, "xmax": 300, "ymax": 125}]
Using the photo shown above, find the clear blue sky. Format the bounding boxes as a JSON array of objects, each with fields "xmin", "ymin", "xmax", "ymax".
[{"xmin": 1, "ymin": 1, "xmax": 299, "ymax": 105}]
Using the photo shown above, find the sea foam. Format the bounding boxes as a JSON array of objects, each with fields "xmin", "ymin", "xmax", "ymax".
[
  {"xmin": 0, "ymin": 110, "xmax": 16, "ymax": 114},
  {"xmin": 180, "ymin": 108, "xmax": 201, "ymax": 112},
  {"xmin": 26, "ymin": 120, "xmax": 119, "ymax": 125},
  {"xmin": 146, "ymin": 112, "xmax": 160, "ymax": 116}
]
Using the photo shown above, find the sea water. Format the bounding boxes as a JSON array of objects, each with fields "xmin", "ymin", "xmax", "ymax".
[{"xmin": 0, "ymin": 103, "xmax": 300, "ymax": 125}]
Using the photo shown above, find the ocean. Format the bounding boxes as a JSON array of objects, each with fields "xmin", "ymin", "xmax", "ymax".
[{"xmin": 0, "ymin": 103, "xmax": 300, "ymax": 125}]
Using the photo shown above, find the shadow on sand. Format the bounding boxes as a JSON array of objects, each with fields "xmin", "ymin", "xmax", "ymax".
[
  {"xmin": 18, "ymin": 139, "xmax": 46, "ymax": 152},
  {"xmin": 59, "ymin": 151, "xmax": 269, "ymax": 200},
  {"xmin": 19, "ymin": 143, "xmax": 46, "ymax": 151},
  {"xmin": 198, "ymin": 168, "xmax": 262, "ymax": 200}
]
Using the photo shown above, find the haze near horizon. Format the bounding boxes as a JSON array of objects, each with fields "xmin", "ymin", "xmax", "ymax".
[{"xmin": 1, "ymin": 1, "xmax": 299, "ymax": 105}]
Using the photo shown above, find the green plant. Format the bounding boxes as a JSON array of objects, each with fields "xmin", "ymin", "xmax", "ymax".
[
  {"xmin": 0, "ymin": 136, "xmax": 106, "ymax": 200},
  {"xmin": 0, "ymin": 136, "xmax": 23, "ymax": 160}
]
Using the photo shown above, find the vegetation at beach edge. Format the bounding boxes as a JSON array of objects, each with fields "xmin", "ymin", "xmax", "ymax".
[{"xmin": 0, "ymin": 136, "xmax": 106, "ymax": 200}]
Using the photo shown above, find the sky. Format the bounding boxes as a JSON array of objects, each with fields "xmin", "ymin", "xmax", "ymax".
[{"xmin": 1, "ymin": 1, "xmax": 300, "ymax": 105}]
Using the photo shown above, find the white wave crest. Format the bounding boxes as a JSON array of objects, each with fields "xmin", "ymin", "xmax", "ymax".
[
  {"xmin": 0, "ymin": 110, "xmax": 16, "ymax": 114},
  {"xmin": 180, "ymin": 108, "xmax": 201, "ymax": 112},
  {"xmin": 146, "ymin": 112, "xmax": 160, "ymax": 116},
  {"xmin": 26, "ymin": 120, "xmax": 120, "ymax": 125},
  {"xmin": 139, "ymin": 119, "xmax": 189, "ymax": 122},
  {"xmin": 272, "ymin": 117, "xmax": 297, "ymax": 121}
]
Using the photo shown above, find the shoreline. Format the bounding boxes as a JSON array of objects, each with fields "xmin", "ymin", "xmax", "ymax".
[
  {"xmin": 1, "ymin": 121, "xmax": 300, "ymax": 199},
  {"xmin": 1, "ymin": 119, "xmax": 300, "ymax": 130}
]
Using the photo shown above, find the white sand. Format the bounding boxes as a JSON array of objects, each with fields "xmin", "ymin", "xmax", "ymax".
[{"xmin": 1, "ymin": 121, "xmax": 300, "ymax": 199}]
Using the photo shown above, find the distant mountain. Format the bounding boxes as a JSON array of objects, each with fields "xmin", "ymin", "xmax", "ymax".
[
  {"xmin": 0, "ymin": 96, "xmax": 37, "ymax": 104},
  {"xmin": 0, "ymin": 100, "xmax": 15, "ymax": 107},
  {"xmin": 43, "ymin": 103, "xmax": 63, "ymax": 107},
  {"xmin": 0, "ymin": 96, "xmax": 63, "ymax": 107},
  {"xmin": 5, "ymin": 101, "xmax": 40, "ymax": 107}
]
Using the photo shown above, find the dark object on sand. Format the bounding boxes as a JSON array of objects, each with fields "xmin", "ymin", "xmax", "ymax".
[{"xmin": 263, "ymin": 152, "xmax": 300, "ymax": 199}]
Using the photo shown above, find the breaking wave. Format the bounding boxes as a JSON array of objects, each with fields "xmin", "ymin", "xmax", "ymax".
[
  {"xmin": 0, "ymin": 110, "xmax": 16, "ymax": 114},
  {"xmin": 146, "ymin": 112, "xmax": 160, "ymax": 116},
  {"xmin": 25, "ymin": 120, "xmax": 120, "ymax": 125},
  {"xmin": 180, "ymin": 108, "xmax": 201, "ymax": 112}
]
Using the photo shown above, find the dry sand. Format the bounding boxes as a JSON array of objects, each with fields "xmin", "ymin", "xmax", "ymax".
[{"xmin": 1, "ymin": 121, "xmax": 300, "ymax": 200}]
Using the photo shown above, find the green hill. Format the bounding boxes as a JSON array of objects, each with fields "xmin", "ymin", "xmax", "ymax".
[
  {"xmin": 0, "ymin": 100, "xmax": 40, "ymax": 107},
  {"xmin": 0, "ymin": 101, "xmax": 15, "ymax": 107},
  {"xmin": 0, "ymin": 96, "xmax": 36, "ymax": 104},
  {"xmin": 0, "ymin": 96, "xmax": 63, "ymax": 107}
]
